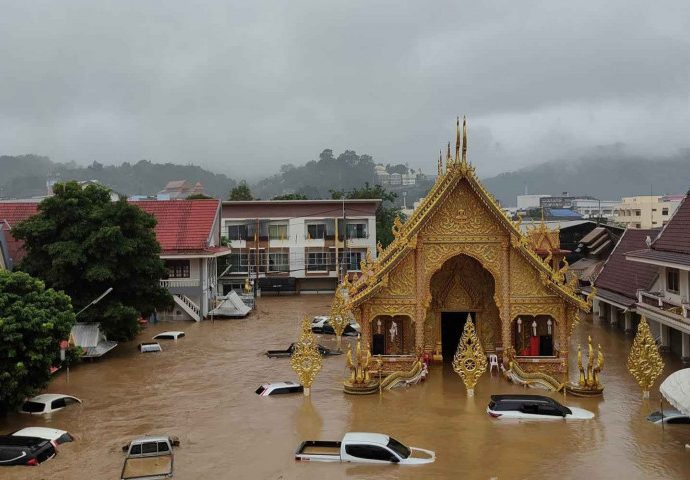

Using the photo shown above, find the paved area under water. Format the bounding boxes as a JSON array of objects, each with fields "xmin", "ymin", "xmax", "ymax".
[{"xmin": 2, "ymin": 295, "xmax": 689, "ymax": 479}]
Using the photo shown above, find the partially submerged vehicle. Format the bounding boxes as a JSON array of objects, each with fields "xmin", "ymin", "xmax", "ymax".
[
  {"xmin": 121, "ymin": 436, "xmax": 179, "ymax": 480},
  {"xmin": 486, "ymin": 394, "xmax": 594, "ymax": 420},
  {"xmin": 255, "ymin": 381, "xmax": 304, "ymax": 396},
  {"xmin": 265, "ymin": 343, "xmax": 342, "ymax": 358},
  {"xmin": 647, "ymin": 409, "xmax": 690, "ymax": 425},
  {"xmin": 153, "ymin": 331, "xmax": 185, "ymax": 341},
  {"xmin": 139, "ymin": 342, "xmax": 163, "ymax": 353},
  {"xmin": 295, "ymin": 432, "xmax": 435, "ymax": 464},
  {"xmin": 311, "ymin": 316, "xmax": 360, "ymax": 336},
  {"xmin": 20, "ymin": 394, "xmax": 82, "ymax": 415},
  {"xmin": 0, "ymin": 428, "xmax": 74, "ymax": 467}
]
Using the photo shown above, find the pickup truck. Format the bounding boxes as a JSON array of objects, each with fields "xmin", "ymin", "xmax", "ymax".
[
  {"xmin": 295, "ymin": 432, "xmax": 435, "ymax": 465},
  {"xmin": 121, "ymin": 436, "xmax": 179, "ymax": 480}
]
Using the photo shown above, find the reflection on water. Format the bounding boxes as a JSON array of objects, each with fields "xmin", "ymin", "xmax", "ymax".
[{"xmin": 2, "ymin": 296, "xmax": 689, "ymax": 479}]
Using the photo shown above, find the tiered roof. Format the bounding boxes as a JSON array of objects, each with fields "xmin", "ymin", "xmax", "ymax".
[
  {"xmin": 348, "ymin": 118, "xmax": 588, "ymax": 311},
  {"xmin": 0, "ymin": 201, "xmax": 40, "ymax": 265}
]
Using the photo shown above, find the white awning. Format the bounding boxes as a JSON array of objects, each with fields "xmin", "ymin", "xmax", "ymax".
[{"xmin": 660, "ymin": 368, "xmax": 690, "ymax": 416}]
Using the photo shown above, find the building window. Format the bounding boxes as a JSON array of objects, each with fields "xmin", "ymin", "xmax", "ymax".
[
  {"xmin": 269, "ymin": 224, "xmax": 288, "ymax": 240},
  {"xmin": 227, "ymin": 224, "xmax": 248, "ymax": 241},
  {"xmin": 667, "ymin": 268, "xmax": 680, "ymax": 294},
  {"xmin": 306, "ymin": 223, "xmax": 325, "ymax": 240},
  {"xmin": 268, "ymin": 252, "xmax": 289, "ymax": 272},
  {"xmin": 307, "ymin": 252, "xmax": 331, "ymax": 271},
  {"xmin": 635, "ymin": 210, "xmax": 641, "ymax": 216},
  {"xmin": 635, "ymin": 223, "xmax": 641, "ymax": 228},
  {"xmin": 165, "ymin": 260, "xmax": 190, "ymax": 278},
  {"xmin": 227, "ymin": 253, "xmax": 249, "ymax": 273},
  {"xmin": 338, "ymin": 251, "xmax": 363, "ymax": 271},
  {"xmin": 346, "ymin": 223, "xmax": 368, "ymax": 239},
  {"xmin": 662, "ymin": 208, "xmax": 669, "ymax": 215}
]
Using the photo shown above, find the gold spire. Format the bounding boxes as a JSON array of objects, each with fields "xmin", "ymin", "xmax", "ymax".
[
  {"xmin": 461, "ymin": 116, "xmax": 468, "ymax": 164},
  {"xmin": 437, "ymin": 150, "xmax": 442, "ymax": 176},
  {"xmin": 446, "ymin": 142, "xmax": 451, "ymax": 171},
  {"xmin": 455, "ymin": 116, "xmax": 461, "ymax": 163}
]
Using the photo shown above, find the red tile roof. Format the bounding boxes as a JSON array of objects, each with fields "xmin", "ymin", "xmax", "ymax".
[
  {"xmin": 130, "ymin": 199, "xmax": 220, "ymax": 253},
  {"xmin": 594, "ymin": 228, "xmax": 659, "ymax": 301},
  {"xmin": 651, "ymin": 191, "xmax": 690, "ymax": 255},
  {"xmin": 0, "ymin": 202, "xmax": 40, "ymax": 265}
]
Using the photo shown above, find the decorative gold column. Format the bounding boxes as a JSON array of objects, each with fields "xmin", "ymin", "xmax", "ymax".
[
  {"xmin": 414, "ymin": 245, "xmax": 426, "ymax": 351},
  {"xmin": 500, "ymin": 241, "xmax": 511, "ymax": 361}
]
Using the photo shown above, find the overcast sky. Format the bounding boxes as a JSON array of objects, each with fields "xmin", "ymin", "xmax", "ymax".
[{"xmin": 1, "ymin": 1, "xmax": 689, "ymax": 179}]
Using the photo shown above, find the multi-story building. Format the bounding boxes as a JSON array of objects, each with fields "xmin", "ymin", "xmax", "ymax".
[
  {"xmin": 539, "ymin": 193, "xmax": 593, "ymax": 209},
  {"xmin": 614, "ymin": 195, "xmax": 682, "ymax": 229},
  {"xmin": 516, "ymin": 194, "xmax": 550, "ymax": 211},
  {"xmin": 571, "ymin": 198, "xmax": 619, "ymax": 220},
  {"xmin": 220, "ymin": 199, "xmax": 380, "ymax": 294}
]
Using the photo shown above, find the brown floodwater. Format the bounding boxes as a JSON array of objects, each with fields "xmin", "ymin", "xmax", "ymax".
[{"xmin": 2, "ymin": 295, "xmax": 689, "ymax": 480}]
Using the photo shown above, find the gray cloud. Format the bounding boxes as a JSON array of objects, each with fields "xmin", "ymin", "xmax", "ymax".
[{"xmin": 1, "ymin": 0, "xmax": 689, "ymax": 179}]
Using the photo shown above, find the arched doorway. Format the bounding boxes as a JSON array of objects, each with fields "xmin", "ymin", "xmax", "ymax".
[
  {"xmin": 427, "ymin": 254, "xmax": 500, "ymax": 362},
  {"xmin": 370, "ymin": 315, "xmax": 414, "ymax": 355}
]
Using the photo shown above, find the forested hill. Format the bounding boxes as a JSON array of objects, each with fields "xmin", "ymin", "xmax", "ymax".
[
  {"xmin": 0, "ymin": 156, "xmax": 236, "ymax": 199},
  {"xmin": 482, "ymin": 151, "xmax": 690, "ymax": 206},
  {"xmin": 251, "ymin": 149, "xmax": 377, "ymax": 199}
]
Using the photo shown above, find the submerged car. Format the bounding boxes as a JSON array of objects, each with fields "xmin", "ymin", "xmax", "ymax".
[
  {"xmin": 487, "ymin": 394, "xmax": 594, "ymax": 420},
  {"xmin": 153, "ymin": 331, "xmax": 185, "ymax": 341},
  {"xmin": 138, "ymin": 342, "xmax": 162, "ymax": 353},
  {"xmin": 12, "ymin": 428, "xmax": 74, "ymax": 445},
  {"xmin": 255, "ymin": 381, "xmax": 305, "ymax": 396},
  {"xmin": 265, "ymin": 343, "xmax": 343, "ymax": 358},
  {"xmin": 20, "ymin": 394, "xmax": 82, "ymax": 415},
  {"xmin": 312, "ymin": 316, "xmax": 360, "ymax": 336},
  {"xmin": 0, "ymin": 428, "xmax": 74, "ymax": 466},
  {"xmin": 647, "ymin": 409, "xmax": 690, "ymax": 425}
]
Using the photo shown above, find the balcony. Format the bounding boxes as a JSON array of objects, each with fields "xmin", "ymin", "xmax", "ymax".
[
  {"xmin": 160, "ymin": 278, "xmax": 201, "ymax": 288},
  {"xmin": 637, "ymin": 290, "xmax": 689, "ymax": 319}
]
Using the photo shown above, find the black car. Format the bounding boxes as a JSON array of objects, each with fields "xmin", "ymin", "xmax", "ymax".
[
  {"xmin": 265, "ymin": 343, "xmax": 342, "ymax": 358},
  {"xmin": 0, "ymin": 435, "xmax": 57, "ymax": 466},
  {"xmin": 319, "ymin": 321, "xmax": 359, "ymax": 337}
]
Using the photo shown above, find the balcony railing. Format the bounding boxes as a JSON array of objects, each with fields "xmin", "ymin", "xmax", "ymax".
[
  {"xmin": 160, "ymin": 278, "xmax": 200, "ymax": 288},
  {"xmin": 638, "ymin": 290, "xmax": 689, "ymax": 319}
]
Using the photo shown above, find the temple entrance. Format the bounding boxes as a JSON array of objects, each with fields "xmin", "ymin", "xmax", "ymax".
[{"xmin": 441, "ymin": 311, "xmax": 475, "ymax": 362}]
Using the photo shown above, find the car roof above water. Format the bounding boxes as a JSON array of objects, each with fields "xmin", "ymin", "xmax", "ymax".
[
  {"xmin": 490, "ymin": 394, "xmax": 561, "ymax": 405},
  {"xmin": 343, "ymin": 432, "xmax": 390, "ymax": 445}
]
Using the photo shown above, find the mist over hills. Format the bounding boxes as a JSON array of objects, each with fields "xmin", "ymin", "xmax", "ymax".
[{"xmin": 1, "ymin": 150, "xmax": 688, "ymax": 206}]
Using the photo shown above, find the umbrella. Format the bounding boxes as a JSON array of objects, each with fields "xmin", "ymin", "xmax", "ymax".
[{"xmin": 660, "ymin": 368, "xmax": 690, "ymax": 416}]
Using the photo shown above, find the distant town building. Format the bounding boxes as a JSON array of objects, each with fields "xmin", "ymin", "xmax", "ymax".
[
  {"xmin": 539, "ymin": 193, "xmax": 594, "ymax": 210},
  {"xmin": 220, "ymin": 199, "xmax": 379, "ymax": 294},
  {"xmin": 614, "ymin": 195, "xmax": 682, "ymax": 229},
  {"xmin": 516, "ymin": 194, "xmax": 550, "ymax": 210},
  {"xmin": 157, "ymin": 180, "xmax": 205, "ymax": 200}
]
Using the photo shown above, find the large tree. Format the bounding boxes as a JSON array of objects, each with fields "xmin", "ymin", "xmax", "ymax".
[
  {"xmin": 13, "ymin": 182, "xmax": 172, "ymax": 340},
  {"xmin": 331, "ymin": 183, "xmax": 402, "ymax": 247},
  {"xmin": 0, "ymin": 270, "xmax": 75, "ymax": 415},
  {"xmin": 228, "ymin": 180, "xmax": 254, "ymax": 200}
]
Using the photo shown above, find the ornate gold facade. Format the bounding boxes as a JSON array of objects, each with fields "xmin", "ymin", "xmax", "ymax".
[{"xmin": 342, "ymin": 118, "xmax": 590, "ymax": 374}]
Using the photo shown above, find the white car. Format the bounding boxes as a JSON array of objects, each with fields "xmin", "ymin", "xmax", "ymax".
[
  {"xmin": 138, "ymin": 342, "xmax": 162, "ymax": 353},
  {"xmin": 487, "ymin": 394, "xmax": 594, "ymax": 420},
  {"xmin": 12, "ymin": 427, "xmax": 74, "ymax": 445},
  {"xmin": 153, "ymin": 331, "xmax": 185, "ymax": 341},
  {"xmin": 20, "ymin": 394, "xmax": 82, "ymax": 415},
  {"xmin": 255, "ymin": 381, "xmax": 304, "ymax": 396}
]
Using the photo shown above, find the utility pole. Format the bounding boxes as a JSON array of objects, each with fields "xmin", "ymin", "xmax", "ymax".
[
  {"xmin": 254, "ymin": 217, "xmax": 259, "ymax": 305},
  {"xmin": 342, "ymin": 198, "xmax": 347, "ymax": 281}
]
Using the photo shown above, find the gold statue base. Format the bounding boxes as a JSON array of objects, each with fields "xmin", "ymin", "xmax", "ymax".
[
  {"xmin": 564, "ymin": 383, "xmax": 603, "ymax": 397},
  {"xmin": 343, "ymin": 361, "xmax": 427, "ymax": 395},
  {"xmin": 343, "ymin": 382, "xmax": 380, "ymax": 395}
]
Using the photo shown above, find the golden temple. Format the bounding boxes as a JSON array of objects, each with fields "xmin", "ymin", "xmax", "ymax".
[{"xmin": 341, "ymin": 117, "xmax": 591, "ymax": 375}]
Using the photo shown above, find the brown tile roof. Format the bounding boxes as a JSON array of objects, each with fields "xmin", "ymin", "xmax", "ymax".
[
  {"xmin": 652, "ymin": 191, "xmax": 690, "ymax": 254},
  {"xmin": 594, "ymin": 228, "xmax": 660, "ymax": 301},
  {"xmin": 625, "ymin": 249, "xmax": 690, "ymax": 267},
  {"xmin": 0, "ymin": 202, "xmax": 40, "ymax": 265}
]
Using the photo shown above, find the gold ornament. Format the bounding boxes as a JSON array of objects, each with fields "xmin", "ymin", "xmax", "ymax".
[
  {"xmin": 343, "ymin": 335, "xmax": 382, "ymax": 394},
  {"xmin": 627, "ymin": 316, "xmax": 664, "ymax": 398},
  {"xmin": 329, "ymin": 286, "xmax": 351, "ymax": 351},
  {"xmin": 452, "ymin": 315, "xmax": 488, "ymax": 396},
  {"xmin": 290, "ymin": 315, "xmax": 323, "ymax": 396}
]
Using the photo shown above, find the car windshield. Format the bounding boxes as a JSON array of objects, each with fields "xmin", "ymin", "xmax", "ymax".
[
  {"xmin": 647, "ymin": 411, "xmax": 665, "ymax": 421},
  {"xmin": 21, "ymin": 401, "xmax": 45, "ymax": 413},
  {"xmin": 255, "ymin": 386, "xmax": 266, "ymax": 395},
  {"xmin": 386, "ymin": 437, "xmax": 411, "ymax": 459}
]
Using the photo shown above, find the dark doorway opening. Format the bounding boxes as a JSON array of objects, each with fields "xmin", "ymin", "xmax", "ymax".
[{"xmin": 441, "ymin": 311, "xmax": 475, "ymax": 362}]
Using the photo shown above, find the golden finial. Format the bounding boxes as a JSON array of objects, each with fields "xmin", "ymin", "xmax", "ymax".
[
  {"xmin": 627, "ymin": 316, "xmax": 664, "ymax": 398},
  {"xmin": 461, "ymin": 116, "xmax": 467, "ymax": 164},
  {"xmin": 452, "ymin": 314, "xmax": 487, "ymax": 396},
  {"xmin": 437, "ymin": 150, "xmax": 442, "ymax": 177},
  {"xmin": 446, "ymin": 142, "xmax": 452, "ymax": 170},
  {"xmin": 455, "ymin": 116, "xmax": 461, "ymax": 163},
  {"xmin": 290, "ymin": 315, "xmax": 323, "ymax": 396}
]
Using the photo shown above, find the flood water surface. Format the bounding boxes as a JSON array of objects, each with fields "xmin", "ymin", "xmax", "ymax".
[{"xmin": 2, "ymin": 295, "xmax": 689, "ymax": 479}]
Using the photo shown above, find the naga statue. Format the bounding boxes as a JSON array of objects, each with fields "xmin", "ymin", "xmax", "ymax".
[{"xmin": 566, "ymin": 336, "xmax": 604, "ymax": 397}]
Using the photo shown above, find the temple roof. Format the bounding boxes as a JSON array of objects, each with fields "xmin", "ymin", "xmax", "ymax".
[{"xmin": 348, "ymin": 118, "xmax": 589, "ymax": 311}]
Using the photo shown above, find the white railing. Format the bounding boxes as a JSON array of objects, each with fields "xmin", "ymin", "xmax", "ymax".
[
  {"xmin": 174, "ymin": 294, "xmax": 201, "ymax": 320},
  {"xmin": 160, "ymin": 278, "xmax": 200, "ymax": 288}
]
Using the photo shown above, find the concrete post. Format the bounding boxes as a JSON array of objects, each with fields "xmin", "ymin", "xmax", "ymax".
[
  {"xmin": 624, "ymin": 311, "xmax": 633, "ymax": 334},
  {"xmin": 682, "ymin": 333, "xmax": 690, "ymax": 365},
  {"xmin": 609, "ymin": 306, "xmax": 618, "ymax": 326},
  {"xmin": 659, "ymin": 322, "xmax": 671, "ymax": 352},
  {"xmin": 592, "ymin": 298, "xmax": 600, "ymax": 318}
]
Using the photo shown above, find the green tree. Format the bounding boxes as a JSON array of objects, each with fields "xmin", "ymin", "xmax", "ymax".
[
  {"xmin": 13, "ymin": 182, "xmax": 172, "ymax": 340},
  {"xmin": 228, "ymin": 180, "xmax": 254, "ymax": 200},
  {"xmin": 186, "ymin": 193, "xmax": 214, "ymax": 200},
  {"xmin": 331, "ymin": 183, "xmax": 402, "ymax": 247},
  {"xmin": 272, "ymin": 193, "xmax": 308, "ymax": 200},
  {"xmin": 0, "ymin": 270, "xmax": 75, "ymax": 415}
]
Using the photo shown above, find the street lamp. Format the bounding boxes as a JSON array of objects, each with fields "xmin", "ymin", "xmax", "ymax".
[{"xmin": 75, "ymin": 287, "xmax": 113, "ymax": 317}]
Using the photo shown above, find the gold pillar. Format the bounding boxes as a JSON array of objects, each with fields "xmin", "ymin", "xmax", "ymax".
[
  {"xmin": 500, "ymin": 242, "xmax": 511, "ymax": 361},
  {"xmin": 414, "ymin": 246, "xmax": 426, "ymax": 351}
]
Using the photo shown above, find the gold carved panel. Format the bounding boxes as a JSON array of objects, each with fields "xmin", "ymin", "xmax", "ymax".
[
  {"xmin": 380, "ymin": 252, "xmax": 416, "ymax": 297},
  {"xmin": 509, "ymin": 250, "xmax": 552, "ymax": 298}
]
